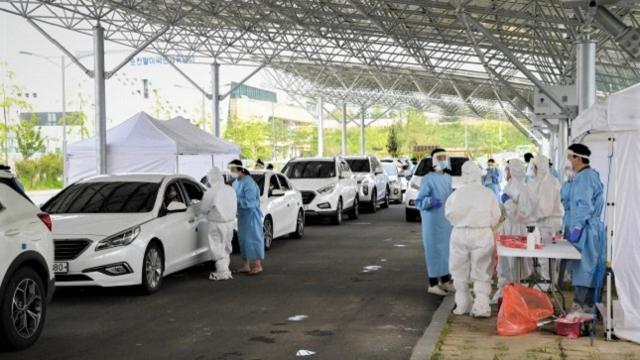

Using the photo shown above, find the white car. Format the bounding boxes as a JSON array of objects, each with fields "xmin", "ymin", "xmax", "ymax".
[
  {"xmin": 0, "ymin": 171, "xmax": 54, "ymax": 350},
  {"xmin": 404, "ymin": 156, "xmax": 469, "ymax": 222},
  {"xmin": 344, "ymin": 156, "xmax": 389, "ymax": 212},
  {"xmin": 382, "ymin": 162, "xmax": 403, "ymax": 204},
  {"xmin": 381, "ymin": 158, "xmax": 410, "ymax": 193},
  {"xmin": 282, "ymin": 157, "xmax": 359, "ymax": 225},
  {"xmin": 41, "ymin": 174, "xmax": 213, "ymax": 294},
  {"xmin": 248, "ymin": 170, "xmax": 305, "ymax": 250}
]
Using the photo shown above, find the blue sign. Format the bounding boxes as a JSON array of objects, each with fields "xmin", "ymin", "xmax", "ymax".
[{"xmin": 129, "ymin": 55, "xmax": 195, "ymax": 66}]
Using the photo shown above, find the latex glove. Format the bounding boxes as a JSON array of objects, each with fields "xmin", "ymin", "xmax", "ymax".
[
  {"xmin": 567, "ymin": 228, "xmax": 582, "ymax": 243},
  {"xmin": 429, "ymin": 197, "xmax": 443, "ymax": 210},
  {"xmin": 501, "ymin": 193, "xmax": 511, "ymax": 204}
]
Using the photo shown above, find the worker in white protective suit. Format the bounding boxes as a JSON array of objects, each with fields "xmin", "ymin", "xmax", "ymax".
[
  {"xmin": 492, "ymin": 159, "xmax": 535, "ymax": 303},
  {"xmin": 445, "ymin": 161, "xmax": 501, "ymax": 318},
  {"xmin": 197, "ymin": 167, "xmax": 238, "ymax": 281},
  {"xmin": 527, "ymin": 155, "xmax": 564, "ymax": 280}
]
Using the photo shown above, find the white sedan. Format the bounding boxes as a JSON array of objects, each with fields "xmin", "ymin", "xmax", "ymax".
[
  {"xmin": 41, "ymin": 174, "xmax": 211, "ymax": 294},
  {"xmin": 247, "ymin": 170, "xmax": 305, "ymax": 250}
]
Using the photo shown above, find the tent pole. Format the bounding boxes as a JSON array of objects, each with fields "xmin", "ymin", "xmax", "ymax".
[
  {"xmin": 93, "ymin": 24, "xmax": 107, "ymax": 175},
  {"xmin": 341, "ymin": 102, "xmax": 347, "ymax": 156},
  {"xmin": 317, "ymin": 96, "xmax": 324, "ymax": 157}
]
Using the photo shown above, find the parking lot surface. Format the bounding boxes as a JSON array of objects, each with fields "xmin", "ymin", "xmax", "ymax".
[{"xmin": 7, "ymin": 205, "xmax": 441, "ymax": 360}]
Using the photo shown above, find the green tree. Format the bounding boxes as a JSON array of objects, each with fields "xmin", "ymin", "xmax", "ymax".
[
  {"xmin": 67, "ymin": 83, "xmax": 91, "ymax": 139},
  {"xmin": 15, "ymin": 117, "xmax": 45, "ymax": 160},
  {"xmin": 386, "ymin": 124, "xmax": 400, "ymax": 157},
  {"xmin": 0, "ymin": 61, "xmax": 31, "ymax": 162},
  {"xmin": 224, "ymin": 118, "xmax": 272, "ymax": 160}
]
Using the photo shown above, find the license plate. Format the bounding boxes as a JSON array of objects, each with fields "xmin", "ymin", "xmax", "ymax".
[
  {"xmin": 53, "ymin": 262, "xmax": 69, "ymax": 274},
  {"xmin": 303, "ymin": 205, "xmax": 309, "ymax": 211}
]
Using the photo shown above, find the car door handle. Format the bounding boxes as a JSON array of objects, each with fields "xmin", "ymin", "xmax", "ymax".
[{"xmin": 4, "ymin": 229, "xmax": 20, "ymax": 237}]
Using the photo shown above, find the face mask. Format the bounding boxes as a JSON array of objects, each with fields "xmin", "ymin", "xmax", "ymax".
[
  {"xmin": 229, "ymin": 172, "xmax": 239, "ymax": 179},
  {"xmin": 434, "ymin": 161, "xmax": 448, "ymax": 171}
]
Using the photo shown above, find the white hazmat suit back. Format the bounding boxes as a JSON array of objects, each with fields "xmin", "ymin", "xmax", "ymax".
[
  {"xmin": 445, "ymin": 161, "xmax": 501, "ymax": 317},
  {"xmin": 198, "ymin": 167, "xmax": 237, "ymax": 280},
  {"xmin": 528, "ymin": 155, "xmax": 564, "ymax": 234},
  {"xmin": 494, "ymin": 159, "xmax": 535, "ymax": 302}
]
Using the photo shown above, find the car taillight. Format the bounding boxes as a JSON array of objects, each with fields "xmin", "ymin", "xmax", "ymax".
[{"xmin": 37, "ymin": 213, "xmax": 53, "ymax": 231}]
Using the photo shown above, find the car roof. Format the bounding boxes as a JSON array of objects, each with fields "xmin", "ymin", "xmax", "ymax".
[
  {"xmin": 343, "ymin": 155, "xmax": 372, "ymax": 160},
  {"xmin": 79, "ymin": 173, "xmax": 184, "ymax": 183},
  {"xmin": 0, "ymin": 171, "xmax": 13, "ymax": 179},
  {"xmin": 288, "ymin": 157, "xmax": 336, "ymax": 163}
]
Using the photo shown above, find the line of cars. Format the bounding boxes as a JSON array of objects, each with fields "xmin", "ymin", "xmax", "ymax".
[{"xmin": 0, "ymin": 154, "xmax": 401, "ymax": 350}]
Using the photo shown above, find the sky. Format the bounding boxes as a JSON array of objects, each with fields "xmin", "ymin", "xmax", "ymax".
[{"xmin": 0, "ymin": 11, "xmax": 286, "ymax": 131}]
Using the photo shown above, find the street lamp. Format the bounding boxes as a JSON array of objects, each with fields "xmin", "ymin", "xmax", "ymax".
[{"xmin": 19, "ymin": 51, "xmax": 68, "ymax": 186}]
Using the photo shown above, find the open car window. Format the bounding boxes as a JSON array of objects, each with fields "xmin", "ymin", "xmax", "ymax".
[
  {"xmin": 181, "ymin": 180, "xmax": 204, "ymax": 202},
  {"xmin": 345, "ymin": 159, "xmax": 371, "ymax": 173},
  {"xmin": 250, "ymin": 174, "xmax": 265, "ymax": 196},
  {"xmin": 42, "ymin": 181, "xmax": 160, "ymax": 214}
]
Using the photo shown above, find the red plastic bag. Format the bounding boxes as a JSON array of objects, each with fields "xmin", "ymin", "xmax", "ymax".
[{"xmin": 497, "ymin": 284, "xmax": 554, "ymax": 336}]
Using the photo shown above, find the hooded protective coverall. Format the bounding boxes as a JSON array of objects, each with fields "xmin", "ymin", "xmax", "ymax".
[
  {"xmin": 445, "ymin": 162, "xmax": 501, "ymax": 317},
  {"xmin": 527, "ymin": 155, "xmax": 564, "ymax": 280},
  {"xmin": 198, "ymin": 167, "xmax": 237, "ymax": 280},
  {"xmin": 493, "ymin": 159, "xmax": 534, "ymax": 302}
]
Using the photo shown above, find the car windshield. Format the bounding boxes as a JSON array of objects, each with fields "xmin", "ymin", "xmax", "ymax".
[
  {"xmin": 345, "ymin": 159, "xmax": 370, "ymax": 172},
  {"xmin": 415, "ymin": 157, "xmax": 468, "ymax": 177},
  {"xmin": 250, "ymin": 174, "xmax": 265, "ymax": 196},
  {"xmin": 283, "ymin": 161, "xmax": 336, "ymax": 179},
  {"xmin": 42, "ymin": 181, "xmax": 160, "ymax": 214},
  {"xmin": 382, "ymin": 163, "xmax": 398, "ymax": 176}
]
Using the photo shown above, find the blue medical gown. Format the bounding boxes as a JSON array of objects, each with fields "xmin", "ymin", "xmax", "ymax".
[
  {"xmin": 560, "ymin": 180, "xmax": 573, "ymax": 235},
  {"xmin": 565, "ymin": 168, "xmax": 605, "ymax": 288},
  {"xmin": 233, "ymin": 176, "xmax": 265, "ymax": 261},
  {"xmin": 483, "ymin": 168, "xmax": 501, "ymax": 198},
  {"xmin": 415, "ymin": 172, "xmax": 453, "ymax": 278}
]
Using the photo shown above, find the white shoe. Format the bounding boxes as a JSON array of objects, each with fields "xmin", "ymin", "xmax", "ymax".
[
  {"xmin": 439, "ymin": 281, "xmax": 456, "ymax": 293},
  {"xmin": 209, "ymin": 271, "xmax": 233, "ymax": 281},
  {"xmin": 471, "ymin": 296, "xmax": 492, "ymax": 318},
  {"xmin": 428, "ymin": 285, "xmax": 449, "ymax": 296}
]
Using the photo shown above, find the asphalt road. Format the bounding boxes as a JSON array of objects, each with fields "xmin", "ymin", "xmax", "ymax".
[{"xmin": 6, "ymin": 204, "xmax": 441, "ymax": 360}]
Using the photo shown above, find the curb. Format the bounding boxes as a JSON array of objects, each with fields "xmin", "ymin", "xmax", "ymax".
[{"xmin": 410, "ymin": 294, "xmax": 455, "ymax": 360}]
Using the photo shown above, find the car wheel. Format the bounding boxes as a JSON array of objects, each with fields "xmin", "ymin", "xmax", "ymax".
[
  {"xmin": 141, "ymin": 243, "xmax": 164, "ymax": 295},
  {"xmin": 331, "ymin": 199, "xmax": 343, "ymax": 225},
  {"xmin": 405, "ymin": 208, "xmax": 420, "ymax": 222},
  {"xmin": 0, "ymin": 267, "xmax": 46, "ymax": 351},
  {"xmin": 381, "ymin": 187, "xmax": 390, "ymax": 209},
  {"xmin": 348, "ymin": 196, "xmax": 359, "ymax": 220},
  {"xmin": 368, "ymin": 190, "xmax": 377, "ymax": 213},
  {"xmin": 264, "ymin": 217, "xmax": 274, "ymax": 251},
  {"xmin": 290, "ymin": 210, "xmax": 305, "ymax": 239}
]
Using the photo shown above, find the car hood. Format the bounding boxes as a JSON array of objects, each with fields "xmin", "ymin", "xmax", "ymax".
[
  {"xmin": 50, "ymin": 213, "xmax": 154, "ymax": 237},
  {"xmin": 287, "ymin": 178, "xmax": 337, "ymax": 191}
]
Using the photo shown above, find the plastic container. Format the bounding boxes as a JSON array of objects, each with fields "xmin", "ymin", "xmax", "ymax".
[{"xmin": 555, "ymin": 316, "xmax": 593, "ymax": 339}]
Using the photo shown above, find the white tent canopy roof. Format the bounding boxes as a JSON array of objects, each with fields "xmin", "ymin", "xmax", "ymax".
[{"xmin": 68, "ymin": 112, "xmax": 240, "ymax": 155}]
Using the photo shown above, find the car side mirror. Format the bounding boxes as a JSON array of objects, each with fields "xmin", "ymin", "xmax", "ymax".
[
  {"xmin": 190, "ymin": 199, "xmax": 201, "ymax": 206},
  {"xmin": 166, "ymin": 201, "xmax": 188, "ymax": 213},
  {"xmin": 270, "ymin": 189, "xmax": 285, "ymax": 197}
]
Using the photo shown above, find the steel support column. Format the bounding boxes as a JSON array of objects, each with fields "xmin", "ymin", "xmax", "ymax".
[
  {"xmin": 577, "ymin": 40, "xmax": 597, "ymax": 113},
  {"xmin": 61, "ymin": 56, "xmax": 67, "ymax": 185},
  {"xmin": 557, "ymin": 119, "xmax": 569, "ymax": 177},
  {"xmin": 211, "ymin": 62, "xmax": 220, "ymax": 137},
  {"xmin": 341, "ymin": 102, "xmax": 347, "ymax": 156},
  {"xmin": 360, "ymin": 106, "xmax": 365, "ymax": 155},
  {"xmin": 317, "ymin": 97, "xmax": 324, "ymax": 157},
  {"xmin": 93, "ymin": 25, "xmax": 107, "ymax": 175}
]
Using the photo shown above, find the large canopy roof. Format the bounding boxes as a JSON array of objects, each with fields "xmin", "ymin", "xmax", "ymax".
[{"xmin": 2, "ymin": 0, "xmax": 640, "ymax": 128}]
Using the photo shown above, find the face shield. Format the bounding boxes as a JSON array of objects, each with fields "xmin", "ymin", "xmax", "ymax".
[{"xmin": 432, "ymin": 150, "xmax": 450, "ymax": 171}]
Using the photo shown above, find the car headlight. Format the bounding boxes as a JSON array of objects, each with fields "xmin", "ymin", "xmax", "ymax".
[
  {"xmin": 96, "ymin": 226, "xmax": 141, "ymax": 251},
  {"xmin": 411, "ymin": 181, "xmax": 420, "ymax": 190},
  {"xmin": 317, "ymin": 184, "xmax": 336, "ymax": 195}
]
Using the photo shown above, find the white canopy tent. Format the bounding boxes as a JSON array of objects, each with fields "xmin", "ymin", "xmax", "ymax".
[
  {"xmin": 67, "ymin": 112, "xmax": 240, "ymax": 183},
  {"xmin": 571, "ymin": 83, "xmax": 640, "ymax": 343}
]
